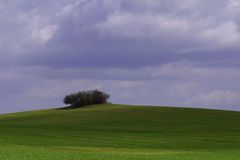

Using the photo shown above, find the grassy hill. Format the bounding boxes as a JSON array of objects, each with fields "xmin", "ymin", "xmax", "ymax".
[{"xmin": 0, "ymin": 104, "xmax": 240, "ymax": 160}]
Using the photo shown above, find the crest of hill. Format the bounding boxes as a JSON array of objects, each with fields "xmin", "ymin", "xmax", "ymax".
[{"xmin": 0, "ymin": 104, "xmax": 240, "ymax": 159}]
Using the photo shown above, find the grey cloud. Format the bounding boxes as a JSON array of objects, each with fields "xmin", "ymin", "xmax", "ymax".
[
  {"xmin": 2, "ymin": 0, "xmax": 240, "ymax": 68},
  {"xmin": 0, "ymin": 0, "xmax": 240, "ymax": 113},
  {"xmin": 1, "ymin": 61, "xmax": 239, "ymax": 113}
]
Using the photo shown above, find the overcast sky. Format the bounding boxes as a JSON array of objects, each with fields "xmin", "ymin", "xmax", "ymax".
[{"xmin": 1, "ymin": 0, "xmax": 240, "ymax": 113}]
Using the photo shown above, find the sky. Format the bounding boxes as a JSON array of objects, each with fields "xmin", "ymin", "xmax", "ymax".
[{"xmin": 0, "ymin": 0, "xmax": 240, "ymax": 113}]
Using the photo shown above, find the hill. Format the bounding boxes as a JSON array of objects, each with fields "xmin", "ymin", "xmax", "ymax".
[{"xmin": 0, "ymin": 104, "xmax": 240, "ymax": 160}]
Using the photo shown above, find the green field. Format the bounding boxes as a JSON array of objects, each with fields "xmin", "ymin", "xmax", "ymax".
[{"xmin": 0, "ymin": 104, "xmax": 240, "ymax": 160}]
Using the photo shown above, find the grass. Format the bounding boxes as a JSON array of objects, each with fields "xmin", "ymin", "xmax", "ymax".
[{"xmin": 0, "ymin": 104, "xmax": 240, "ymax": 159}]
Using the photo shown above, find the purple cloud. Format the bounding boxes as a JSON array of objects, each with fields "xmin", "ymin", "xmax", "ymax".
[{"xmin": 0, "ymin": 0, "xmax": 240, "ymax": 113}]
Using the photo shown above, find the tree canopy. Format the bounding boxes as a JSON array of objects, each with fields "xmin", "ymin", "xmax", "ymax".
[{"xmin": 63, "ymin": 89, "xmax": 110, "ymax": 108}]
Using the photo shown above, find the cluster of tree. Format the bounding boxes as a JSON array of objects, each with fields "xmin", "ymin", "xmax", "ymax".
[{"xmin": 63, "ymin": 89, "xmax": 110, "ymax": 108}]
